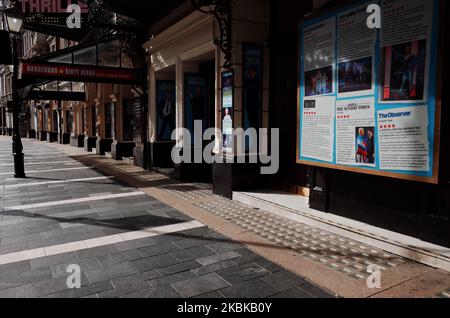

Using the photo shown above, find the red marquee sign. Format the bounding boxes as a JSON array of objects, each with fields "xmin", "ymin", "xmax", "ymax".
[{"xmin": 20, "ymin": 62, "xmax": 142, "ymax": 84}]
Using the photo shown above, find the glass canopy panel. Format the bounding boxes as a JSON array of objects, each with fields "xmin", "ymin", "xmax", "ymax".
[
  {"xmin": 121, "ymin": 54, "xmax": 134, "ymax": 68},
  {"xmin": 73, "ymin": 46, "xmax": 97, "ymax": 65},
  {"xmin": 98, "ymin": 40, "xmax": 121, "ymax": 67},
  {"xmin": 47, "ymin": 53, "xmax": 73, "ymax": 64},
  {"xmin": 71, "ymin": 82, "xmax": 85, "ymax": 92},
  {"xmin": 58, "ymin": 81, "xmax": 71, "ymax": 92},
  {"xmin": 37, "ymin": 81, "xmax": 85, "ymax": 93},
  {"xmin": 44, "ymin": 81, "xmax": 58, "ymax": 91}
]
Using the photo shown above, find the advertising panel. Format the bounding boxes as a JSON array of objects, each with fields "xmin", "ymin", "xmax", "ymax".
[
  {"xmin": 298, "ymin": 0, "xmax": 441, "ymax": 182},
  {"xmin": 222, "ymin": 71, "xmax": 234, "ymax": 154}
]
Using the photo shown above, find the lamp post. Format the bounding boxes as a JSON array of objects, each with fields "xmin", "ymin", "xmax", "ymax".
[{"xmin": 4, "ymin": 7, "xmax": 25, "ymax": 178}]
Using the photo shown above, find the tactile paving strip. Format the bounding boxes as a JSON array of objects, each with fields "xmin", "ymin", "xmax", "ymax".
[
  {"xmin": 193, "ymin": 197, "xmax": 407, "ymax": 281},
  {"xmin": 100, "ymin": 164, "xmax": 409, "ymax": 281},
  {"xmin": 159, "ymin": 184, "xmax": 213, "ymax": 201}
]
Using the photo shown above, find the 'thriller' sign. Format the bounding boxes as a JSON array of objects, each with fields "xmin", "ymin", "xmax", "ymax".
[{"xmin": 19, "ymin": 0, "xmax": 88, "ymax": 14}]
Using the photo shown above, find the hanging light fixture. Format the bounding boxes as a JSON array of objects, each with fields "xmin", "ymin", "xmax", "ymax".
[{"xmin": 3, "ymin": 7, "xmax": 25, "ymax": 34}]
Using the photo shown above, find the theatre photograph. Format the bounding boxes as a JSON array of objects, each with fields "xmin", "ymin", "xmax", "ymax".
[{"xmin": 0, "ymin": 0, "xmax": 449, "ymax": 305}]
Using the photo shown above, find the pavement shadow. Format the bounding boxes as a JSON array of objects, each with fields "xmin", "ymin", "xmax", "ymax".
[
  {"xmin": 10, "ymin": 176, "xmax": 119, "ymax": 186},
  {"xmin": 62, "ymin": 155, "xmax": 403, "ymax": 265},
  {"xmin": 68, "ymin": 154, "xmax": 182, "ymax": 189},
  {"xmin": 1, "ymin": 209, "xmax": 186, "ymax": 232},
  {"xmin": 0, "ymin": 208, "xmax": 307, "ymax": 253}
]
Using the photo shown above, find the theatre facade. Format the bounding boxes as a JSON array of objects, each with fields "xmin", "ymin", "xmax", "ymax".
[{"xmin": 3, "ymin": 0, "xmax": 449, "ymax": 250}]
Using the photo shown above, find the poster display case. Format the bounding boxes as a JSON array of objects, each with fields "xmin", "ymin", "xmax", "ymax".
[{"xmin": 297, "ymin": 0, "xmax": 443, "ymax": 183}]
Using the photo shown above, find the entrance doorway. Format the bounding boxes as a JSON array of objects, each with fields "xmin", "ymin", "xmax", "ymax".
[
  {"xmin": 184, "ymin": 59, "xmax": 215, "ymax": 141},
  {"xmin": 152, "ymin": 65, "xmax": 176, "ymax": 169},
  {"xmin": 105, "ymin": 102, "xmax": 115, "ymax": 140},
  {"xmin": 175, "ymin": 54, "xmax": 217, "ymax": 182}
]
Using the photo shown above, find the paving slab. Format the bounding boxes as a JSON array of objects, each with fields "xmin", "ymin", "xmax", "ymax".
[{"xmin": 5, "ymin": 137, "xmax": 437, "ymax": 298}]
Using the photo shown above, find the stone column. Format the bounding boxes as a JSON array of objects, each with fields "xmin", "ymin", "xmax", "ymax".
[
  {"xmin": 96, "ymin": 84, "xmax": 114, "ymax": 155},
  {"xmin": 0, "ymin": 107, "xmax": 4, "ymax": 135},
  {"xmin": 47, "ymin": 103, "xmax": 58, "ymax": 143},
  {"xmin": 212, "ymin": 0, "xmax": 271, "ymax": 199},
  {"xmin": 111, "ymin": 85, "xmax": 136, "ymax": 160},
  {"xmin": 84, "ymin": 83, "xmax": 98, "ymax": 152}
]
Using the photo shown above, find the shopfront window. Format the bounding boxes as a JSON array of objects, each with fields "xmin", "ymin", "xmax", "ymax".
[
  {"xmin": 53, "ymin": 110, "xmax": 58, "ymax": 132},
  {"xmin": 133, "ymin": 98, "xmax": 142, "ymax": 144},
  {"xmin": 105, "ymin": 102, "xmax": 115, "ymax": 139},
  {"xmin": 123, "ymin": 99, "xmax": 134, "ymax": 142},
  {"xmin": 92, "ymin": 105, "xmax": 98, "ymax": 137},
  {"xmin": 43, "ymin": 108, "xmax": 48, "ymax": 131},
  {"xmin": 82, "ymin": 107, "xmax": 86, "ymax": 135},
  {"xmin": 66, "ymin": 110, "xmax": 73, "ymax": 134}
]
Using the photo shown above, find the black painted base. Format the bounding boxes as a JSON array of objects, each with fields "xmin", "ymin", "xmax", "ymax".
[
  {"xmin": 309, "ymin": 168, "xmax": 329, "ymax": 212},
  {"xmin": 58, "ymin": 133, "xmax": 70, "ymax": 145},
  {"xmin": 84, "ymin": 136, "xmax": 97, "ymax": 152},
  {"xmin": 28, "ymin": 130, "xmax": 36, "ymax": 139},
  {"xmin": 212, "ymin": 160, "xmax": 267, "ymax": 199},
  {"xmin": 13, "ymin": 153, "xmax": 26, "ymax": 178},
  {"xmin": 47, "ymin": 132, "xmax": 58, "ymax": 143},
  {"xmin": 70, "ymin": 135, "xmax": 85, "ymax": 148},
  {"xmin": 173, "ymin": 162, "xmax": 212, "ymax": 183},
  {"xmin": 111, "ymin": 142, "xmax": 135, "ymax": 160},
  {"xmin": 96, "ymin": 138, "xmax": 113, "ymax": 156},
  {"xmin": 7, "ymin": 128, "xmax": 12, "ymax": 136},
  {"xmin": 317, "ymin": 168, "xmax": 450, "ymax": 248},
  {"xmin": 212, "ymin": 162, "xmax": 233, "ymax": 199},
  {"xmin": 38, "ymin": 131, "xmax": 47, "ymax": 141},
  {"xmin": 133, "ymin": 143, "xmax": 148, "ymax": 169},
  {"xmin": 148, "ymin": 141, "xmax": 176, "ymax": 169}
]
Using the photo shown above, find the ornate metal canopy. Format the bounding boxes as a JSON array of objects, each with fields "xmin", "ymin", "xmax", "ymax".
[{"xmin": 190, "ymin": 0, "xmax": 232, "ymax": 69}]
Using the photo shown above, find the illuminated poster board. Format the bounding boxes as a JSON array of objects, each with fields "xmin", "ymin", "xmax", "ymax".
[
  {"xmin": 297, "ymin": 0, "xmax": 442, "ymax": 183},
  {"xmin": 221, "ymin": 70, "xmax": 234, "ymax": 154}
]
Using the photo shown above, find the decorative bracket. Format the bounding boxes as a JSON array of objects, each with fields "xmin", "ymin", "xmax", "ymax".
[{"xmin": 191, "ymin": 0, "xmax": 232, "ymax": 69}]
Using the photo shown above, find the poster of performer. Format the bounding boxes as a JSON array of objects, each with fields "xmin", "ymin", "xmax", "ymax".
[
  {"xmin": 338, "ymin": 57, "xmax": 372, "ymax": 94},
  {"xmin": 185, "ymin": 74, "xmax": 209, "ymax": 139},
  {"xmin": 156, "ymin": 80, "xmax": 176, "ymax": 141},
  {"xmin": 381, "ymin": 40, "xmax": 427, "ymax": 102},
  {"xmin": 355, "ymin": 127, "xmax": 376, "ymax": 165},
  {"xmin": 305, "ymin": 66, "xmax": 333, "ymax": 97},
  {"xmin": 243, "ymin": 44, "xmax": 263, "ymax": 131},
  {"xmin": 222, "ymin": 71, "xmax": 234, "ymax": 154}
]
